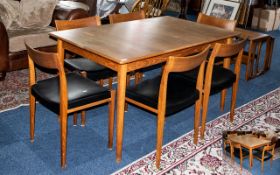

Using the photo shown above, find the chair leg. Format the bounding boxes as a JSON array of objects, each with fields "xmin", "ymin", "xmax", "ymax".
[
  {"xmin": 73, "ymin": 113, "xmax": 78, "ymax": 126},
  {"xmin": 108, "ymin": 90, "xmax": 116, "ymax": 149},
  {"xmin": 200, "ymin": 87, "xmax": 210, "ymax": 140},
  {"xmin": 220, "ymin": 89, "xmax": 226, "ymax": 111},
  {"xmin": 81, "ymin": 111, "xmax": 86, "ymax": 127},
  {"xmin": 230, "ymin": 82, "xmax": 238, "ymax": 122},
  {"xmin": 60, "ymin": 113, "xmax": 68, "ymax": 168},
  {"xmin": 108, "ymin": 77, "xmax": 113, "ymax": 90},
  {"xmin": 156, "ymin": 113, "xmax": 165, "ymax": 168},
  {"xmin": 193, "ymin": 99, "xmax": 201, "ymax": 144},
  {"xmin": 30, "ymin": 95, "xmax": 36, "ymax": 142}
]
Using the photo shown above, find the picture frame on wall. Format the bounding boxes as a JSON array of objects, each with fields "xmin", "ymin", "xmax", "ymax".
[
  {"xmin": 206, "ymin": 0, "xmax": 241, "ymax": 20},
  {"xmin": 202, "ymin": 0, "xmax": 211, "ymax": 13}
]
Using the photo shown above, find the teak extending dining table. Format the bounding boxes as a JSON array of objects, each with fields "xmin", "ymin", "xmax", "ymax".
[{"xmin": 50, "ymin": 16, "xmax": 240, "ymax": 164}]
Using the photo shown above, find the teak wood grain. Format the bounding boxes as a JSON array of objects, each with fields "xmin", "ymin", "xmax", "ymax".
[{"xmin": 50, "ymin": 16, "xmax": 240, "ymax": 167}]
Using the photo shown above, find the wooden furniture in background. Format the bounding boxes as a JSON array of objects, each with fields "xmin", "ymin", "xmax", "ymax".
[
  {"xmin": 125, "ymin": 46, "xmax": 209, "ymax": 168},
  {"xmin": 131, "ymin": 0, "xmax": 170, "ymax": 17},
  {"xmin": 26, "ymin": 43, "xmax": 116, "ymax": 168},
  {"xmin": 229, "ymin": 134, "xmax": 271, "ymax": 169},
  {"xmin": 236, "ymin": 28, "xmax": 274, "ymax": 80},
  {"xmin": 50, "ymin": 16, "xmax": 240, "ymax": 168}
]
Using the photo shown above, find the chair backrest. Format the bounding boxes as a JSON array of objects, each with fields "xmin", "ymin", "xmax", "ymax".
[
  {"xmin": 204, "ymin": 38, "xmax": 247, "ymax": 95},
  {"xmin": 197, "ymin": 13, "xmax": 237, "ymax": 31},
  {"xmin": 109, "ymin": 11, "xmax": 145, "ymax": 24},
  {"xmin": 131, "ymin": 0, "xmax": 169, "ymax": 18},
  {"xmin": 157, "ymin": 46, "xmax": 210, "ymax": 112},
  {"xmin": 26, "ymin": 42, "xmax": 68, "ymax": 110},
  {"xmin": 55, "ymin": 16, "xmax": 101, "ymax": 31},
  {"xmin": 25, "ymin": 43, "xmax": 62, "ymax": 71}
]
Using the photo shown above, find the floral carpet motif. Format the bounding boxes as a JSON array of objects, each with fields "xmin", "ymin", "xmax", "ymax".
[
  {"xmin": 113, "ymin": 88, "xmax": 280, "ymax": 175},
  {"xmin": 0, "ymin": 69, "xmax": 52, "ymax": 112}
]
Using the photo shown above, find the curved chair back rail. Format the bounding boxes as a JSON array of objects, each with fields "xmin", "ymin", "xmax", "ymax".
[
  {"xmin": 197, "ymin": 12, "xmax": 237, "ymax": 31},
  {"xmin": 109, "ymin": 11, "xmax": 145, "ymax": 24},
  {"xmin": 25, "ymin": 43, "xmax": 116, "ymax": 168},
  {"xmin": 125, "ymin": 45, "xmax": 210, "ymax": 168},
  {"xmin": 55, "ymin": 16, "xmax": 101, "ymax": 30}
]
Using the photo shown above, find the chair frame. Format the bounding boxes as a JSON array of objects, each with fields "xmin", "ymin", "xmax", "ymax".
[
  {"xmin": 26, "ymin": 44, "xmax": 116, "ymax": 168},
  {"xmin": 125, "ymin": 46, "xmax": 210, "ymax": 168},
  {"xmin": 254, "ymin": 143, "xmax": 275, "ymax": 172},
  {"xmin": 55, "ymin": 16, "xmax": 114, "ymax": 126},
  {"xmin": 200, "ymin": 39, "xmax": 246, "ymax": 140}
]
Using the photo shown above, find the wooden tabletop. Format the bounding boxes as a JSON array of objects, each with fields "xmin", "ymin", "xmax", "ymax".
[
  {"xmin": 235, "ymin": 28, "xmax": 270, "ymax": 40},
  {"xmin": 50, "ymin": 16, "xmax": 239, "ymax": 64},
  {"xmin": 229, "ymin": 134, "xmax": 271, "ymax": 149}
]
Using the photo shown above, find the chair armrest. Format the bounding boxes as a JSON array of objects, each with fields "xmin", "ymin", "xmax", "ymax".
[
  {"xmin": 51, "ymin": 7, "xmax": 89, "ymax": 26},
  {"xmin": 0, "ymin": 21, "xmax": 9, "ymax": 72}
]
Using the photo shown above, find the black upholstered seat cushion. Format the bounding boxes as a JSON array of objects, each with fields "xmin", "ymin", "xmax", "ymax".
[
  {"xmin": 253, "ymin": 147, "xmax": 273, "ymax": 161},
  {"xmin": 64, "ymin": 57, "xmax": 116, "ymax": 80},
  {"xmin": 126, "ymin": 74, "xmax": 199, "ymax": 116},
  {"xmin": 177, "ymin": 65, "xmax": 236, "ymax": 95},
  {"xmin": 31, "ymin": 73, "xmax": 111, "ymax": 114},
  {"xmin": 224, "ymin": 145, "xmax": 249, "ymax": 158}
]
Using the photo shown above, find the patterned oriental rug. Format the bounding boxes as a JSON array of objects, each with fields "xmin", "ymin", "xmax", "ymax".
[{"xmin": 113, "ymin": 88, "xmax": 280, "ymax": 175}]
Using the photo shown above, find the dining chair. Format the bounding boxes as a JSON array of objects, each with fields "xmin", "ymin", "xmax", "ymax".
[
  {"xmin": 254, "ymin": 143, "xmax": 275, "ymax": 171},
  {"xmin": 26, "ymin": 43, "xmax": 116, "ymax": 168},
  {"xmin": 130, "ymin": 0, "xmax": 170, "ymax": 18},
  {"xmin": 55, "ymin": 16, "xmax": 116, "ymax": 89},
  {"xmin": 108, "ymin": 11, "xmax": 146, "ymax": 85},
  {"xmin": 197, "ymin": 12, "xmax": 237, "ymax": 31},
  {"xmin": 55, "ymin": 16, "xmax": 116, "ymax": 125},
  {"xmin": 178, "ymin": 38, "xmax": 246, "ymax": 140},
  {"xmin": 253, "ymin": 136, "xmax": 277, "ymax": 171},
  {"xmin": 229, "ymin": 140, "xmax": 249, "ymax": 170},
  {"xmin": 125, "ymin": 46, "xmax": 210, "ymax": 168},
  {"xmin": 109, "ymin": 11, "xmax": 145, "ymax": 24}
]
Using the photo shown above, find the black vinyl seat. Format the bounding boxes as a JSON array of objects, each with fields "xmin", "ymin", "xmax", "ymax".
[
  {"xmin": 64, "ymin": 57, "xmax": 116, "ymax": 80},
  {"xmin": 178, "ymin": 65, "xmax": 236, "ymax": 95},
  {"xmin": 32, "ymin": 73, "xmax": 111, "ymax": 114},
  {"xmin": 26, "ymin": 43, "xmax": 116, "ymax": 168},
  {"xmin": 126, "ymin": 74, "xmax": 199, "ymax": 116},
  {"xmin": 125, "ymin": 46, "xmax": 210, "ymax": 168}
]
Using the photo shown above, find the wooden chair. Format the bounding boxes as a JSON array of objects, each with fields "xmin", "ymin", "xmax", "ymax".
[
  {"xmin": 178, "ymin": 39, "xmax": 246, "ymax": 140},
  {"xmin": 26, "ymin": 43, "xmax": 116, "ymax": 168},
  {"xmin": 229, "ymin": 140, "xmax": 249, "ymax": 170},
  {"xmin": 253, "ymin": 137, "xmax": 277, "ymax": 171},
  {"xmin": 55, "ymin": 16, "xmax": 116, "ymax": 126},
  {"xmin": 130, "ymin": 0, "xmax": 170, "ymax": 18},
  {"xmin": 109, "ymin": 11, "xmax": 145, "ymax": 24},
  {"xmin": 55, "ymin": 16, "xmax": 116, "ymax": 89},
  {"xmin": 200, "ymin": 39, "xmax": 246, "ymax": 139},
  {"xmin": 197, "ymin": 13, "xmax": 237, "ymax": 31},
  {"xmin": 109, "ymin": 11, "xmax": 146, "ymax": 85},
  {"xmin": 125, "ymin": 46, "xmax": 210, "ymax": 168}
]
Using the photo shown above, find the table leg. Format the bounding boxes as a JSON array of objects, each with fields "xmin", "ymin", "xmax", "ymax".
[{"xmin": 116, "ymin": 64, "xmax": 128, "ymax": 163}]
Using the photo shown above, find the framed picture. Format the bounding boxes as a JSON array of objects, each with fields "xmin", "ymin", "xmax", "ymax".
[
  {"xmin": 206, "ymin": 0, "xmax": 240, "ymax": 20},
  {"xmin": 202, "ymin": 0, "xmax": 211, "ymax": 13}
]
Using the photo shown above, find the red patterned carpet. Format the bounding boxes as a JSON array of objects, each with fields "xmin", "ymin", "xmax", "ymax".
[
  {"xmin": 0, "ymin": 69, "xmax": 51, "ymax": 112},
  {"xmin": 113, "ymin": 88, "xmax": 280, "ymax": 175}
]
